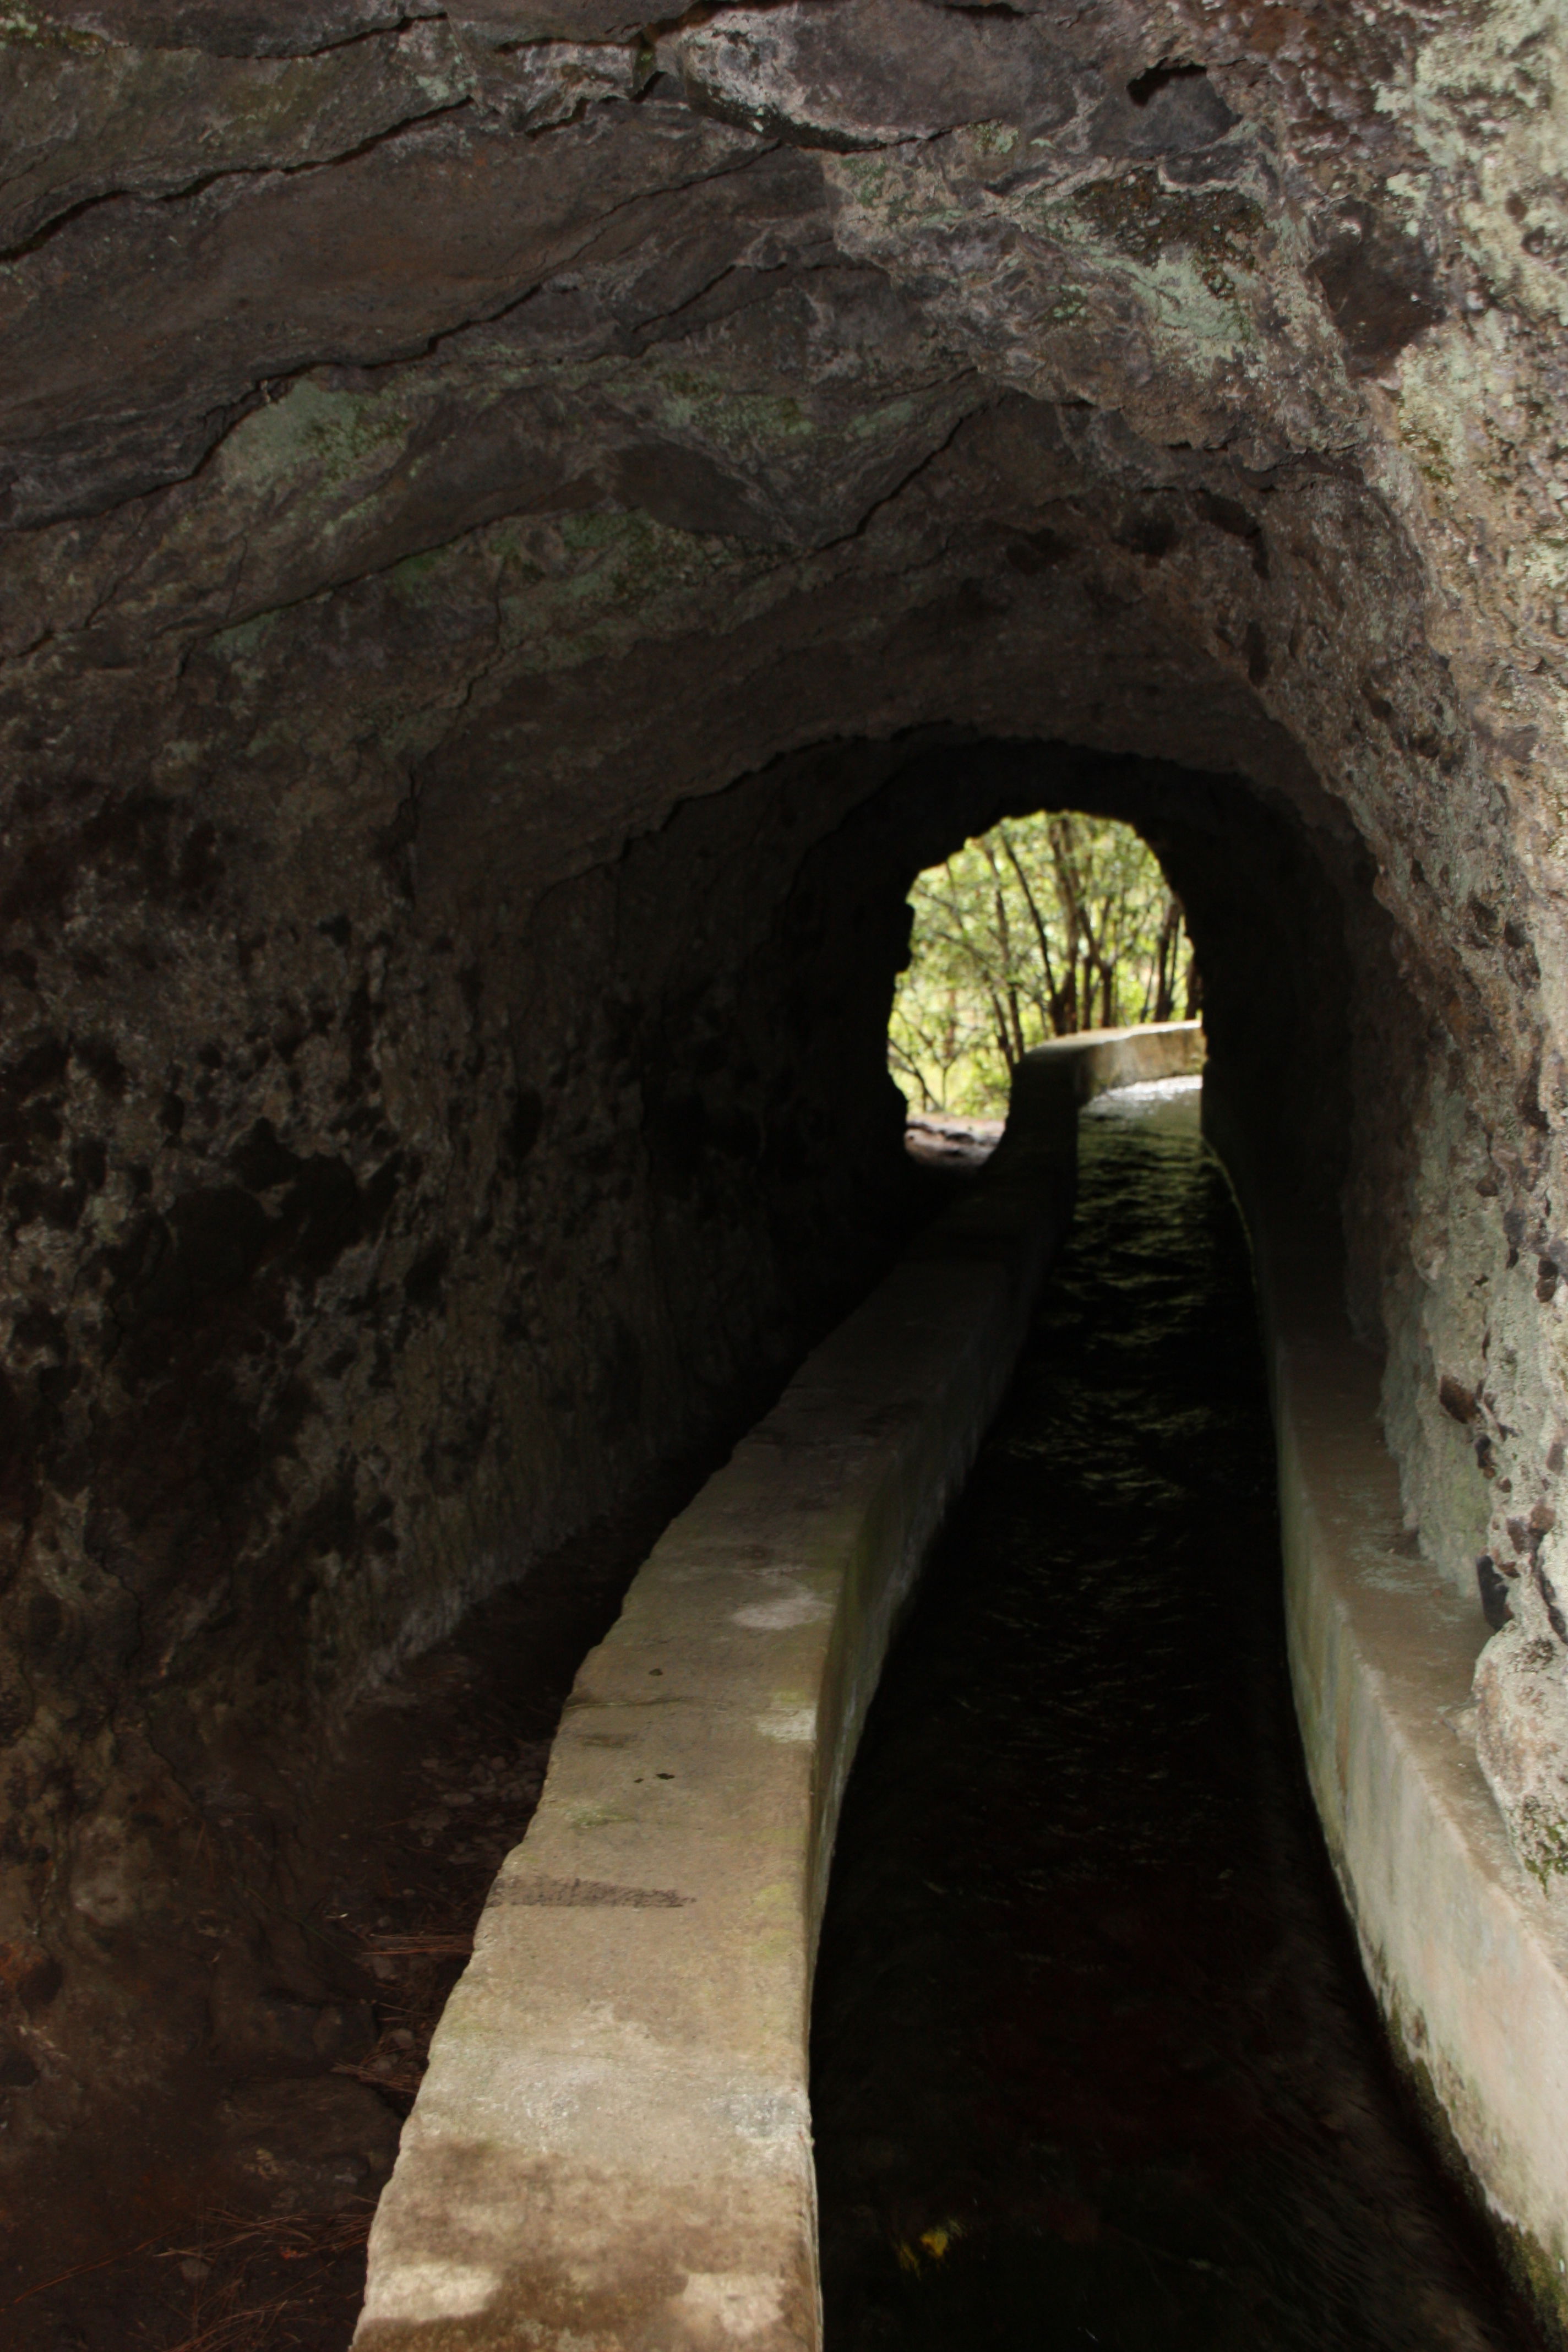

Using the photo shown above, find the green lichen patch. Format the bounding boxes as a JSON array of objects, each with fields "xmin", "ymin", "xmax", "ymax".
[
  {"xmin": 646, "ymin": 368, "xmax": 817, "ymax": 452},
  {"xmin": 1400, "ymin": 418, "xmax": 1456, "ymax": 491},
  {"xmin": 1065, "ymin": 170, "xmax": 1266, "ymax": 301},
  {"xmin": 1514, "ymin": 1792, "xmax": 1568, "ymax": 1891},
  {"xmin": 827, "ymin": 149, "xmax": 968, "ymax": 240},
  {"xmin": 206, "ymin": 607, "xmax": 291, "ymax": 668},
  {"xmin": 489, "ymin": 507, "xmax": 772, "ymax": 676},
  {"xmin": 0, "ymin": 8, "xmax": 105, "ymax": 51},
  {"xmin": 1044, "ymin": 289, "xmax": 1088, "ymax": 327},
  {"xmin": 966, "ymin": 119, "xmax": 1018, "ymax": 156},
  {"xmin": 946, "ymin": 116, "xmax": 1021, "ymax": 182},
  {"xmin": 219, "ymin": 377, "xmax": 414, "ymax": 500},
  {"xmin": 384, "ymin": 543, "xmax": 462, "ymax": 600},
  {"xmin": 847, "ymin": 393, "xmax": 923, "ymax": 443}
]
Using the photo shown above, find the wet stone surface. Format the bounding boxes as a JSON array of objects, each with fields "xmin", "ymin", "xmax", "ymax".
[{"xmin": 812, "ymin": 1083, "xmax": 1543, "ymax": 2352}]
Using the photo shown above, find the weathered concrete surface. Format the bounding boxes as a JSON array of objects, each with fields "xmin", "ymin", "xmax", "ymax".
[
  {"xmin": 1046, "ymin": 1019, "xmax": 1205, "ymax": 1103},
  {"xmin": 1281, "ymin": 1303, "xmax": 1568, "ymax": 2334},
  {"xmin": 354, "ymin": 1025, "xmax": 1199, "ymax": 2350},
  {"xmin": 1222, "ymin": 1134, "xmax": 1568, "ymax": 2339}
]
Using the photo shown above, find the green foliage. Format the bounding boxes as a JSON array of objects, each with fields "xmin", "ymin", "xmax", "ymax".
[{"xmin": 888, "ymin": 812, "xmax": 1197, "ymax": 1114}]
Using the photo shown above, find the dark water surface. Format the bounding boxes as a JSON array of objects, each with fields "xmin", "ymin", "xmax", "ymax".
[{"xmin": 812, "ymin": 1084, "xmax": 1539, "ymax": 2352}]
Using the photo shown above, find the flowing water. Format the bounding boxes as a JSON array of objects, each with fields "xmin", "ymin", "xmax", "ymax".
[{"xmin": 812, "ymin": 1080, "xmax": 1540, "ymax": 2352}]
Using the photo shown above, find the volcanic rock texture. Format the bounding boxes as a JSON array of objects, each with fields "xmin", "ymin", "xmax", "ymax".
[{"xmin": 2, "ymin": 0, "xmax": 1568, "ymax": 2231}]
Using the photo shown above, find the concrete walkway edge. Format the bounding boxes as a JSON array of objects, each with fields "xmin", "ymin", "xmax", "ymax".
[
  {"xmin": 353, "ymin": 1022, "xmax": 1201, "ymax": 2351},
  {"xmin": 1217, "ymin": 1137, "xmax": 1568, "ymax": 2340}
]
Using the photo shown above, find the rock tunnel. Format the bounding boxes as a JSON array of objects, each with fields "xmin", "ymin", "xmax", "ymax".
[{"xmin": 3, "ymin": 0, "xmax": 1568, "ymax": 2338}]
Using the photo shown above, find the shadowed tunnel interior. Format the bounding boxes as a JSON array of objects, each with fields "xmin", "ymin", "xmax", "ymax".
[
  {"xmin": 3, "ymin": 2, "xmax": 1567, "ymax": 2337},
  {"xmin": 0, "ymin": 727, "xmax": 1480, "ymax": 2339}
]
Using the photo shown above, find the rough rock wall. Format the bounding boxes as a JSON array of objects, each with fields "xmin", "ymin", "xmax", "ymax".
[
  {"xmin": 0, "ymin": 720, "xmax": 957, "ymax": 2131},
  {"xmin": 3, "ymin": 0, "xmax": 1568, "ymax": 2118}
]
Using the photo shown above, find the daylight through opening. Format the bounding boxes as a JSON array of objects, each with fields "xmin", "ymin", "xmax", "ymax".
[{"xmin": 889, "ymin": 810, "xmax": 1202, "ymax": 1115}]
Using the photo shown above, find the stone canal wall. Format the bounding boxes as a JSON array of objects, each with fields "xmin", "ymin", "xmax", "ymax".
[
  {"xmin": 352, "ymin": 1022, "xmax": 1201, "ymax": 2351},
  {"xmin": 1249, "ymin": 1215, "xmax": 1568, "ymax": 2339}
]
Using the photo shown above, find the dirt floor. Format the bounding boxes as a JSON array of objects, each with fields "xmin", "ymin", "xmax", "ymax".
[{"xmin": 902, "ymin": 1112, "xmax": 1004, "ymax": 1173}]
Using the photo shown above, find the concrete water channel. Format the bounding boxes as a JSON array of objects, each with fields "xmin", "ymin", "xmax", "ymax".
[
  {"xmin": 813, "ymin": 1077, "xmax": 1539, "ymax": 2350},
  {"xmin": 356, "ymin": 1029, "xmax": 1568, "ymax": 2350}
]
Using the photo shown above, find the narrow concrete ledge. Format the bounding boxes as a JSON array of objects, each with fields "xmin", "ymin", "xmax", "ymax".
[
  {"xmin": 1223, "ymin": 1177, "xmax": 1568, "ymax": 2336},
  {"xmin": 353, "ymin": 1021, "xmax": 1202, "ymax": 2352}
]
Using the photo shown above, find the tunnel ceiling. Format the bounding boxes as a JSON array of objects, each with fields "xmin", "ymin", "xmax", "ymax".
[
  {"xmin": 4, "ymin": 1, "xmax": 1560, "ymax": 949},
  {"xmin": 3, "ymin": 2, "xmax": 1560, "ymax": 964},
  {"xmin": 2, "ymin": 0, "xmax": 1561, "ymax": 1145},
  {"xmin": 4, "ymin": 0, "xmax": 1568, "ymax": 2176},
  {"xmin": 4, "ymin": 3, "xmax": 1561, "ymax": 1119}
]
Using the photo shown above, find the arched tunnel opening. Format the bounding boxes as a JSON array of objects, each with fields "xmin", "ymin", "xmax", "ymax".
[
  {"xmin": 887, "ymin": 808, "xmax": 1201, "ymax": 1124},
  {"xmin": 3, "ymin": 4, "xmax": 1567, "ymax": 2343}
]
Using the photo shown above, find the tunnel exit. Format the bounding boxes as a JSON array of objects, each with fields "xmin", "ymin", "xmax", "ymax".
[{"xmin": 886, "ymin": 809, "xmax": 1200, "ymax": 1119}]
